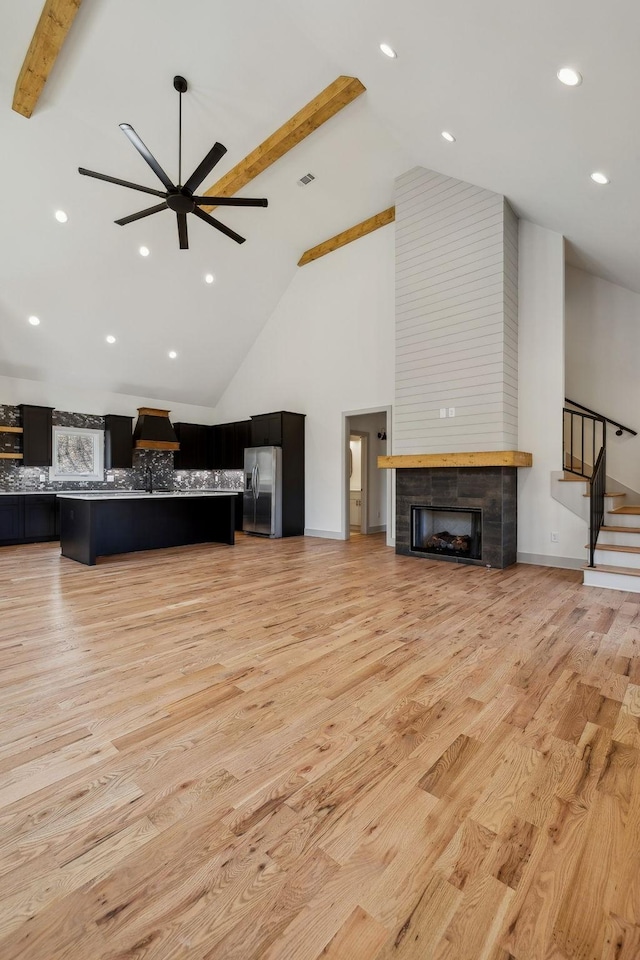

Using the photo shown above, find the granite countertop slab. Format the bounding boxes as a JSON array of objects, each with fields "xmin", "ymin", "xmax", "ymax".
[
  {"xmin": 55, "ymin": 491, "xmax": 238, "ymax": 501},
  {"xmin": 0, "ymin": 488, "xmax": 242, "ymax": 496}
]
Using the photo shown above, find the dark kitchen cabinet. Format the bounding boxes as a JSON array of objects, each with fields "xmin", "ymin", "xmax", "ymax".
[
  {"xmin": 173, "ymin": 423, "xmax": 210, "ymax": 470},
  {"xmin": 20, "ymin": 405, "xmax": 53, "ymax": 466},
  {"xmin": 250, "ymin": 413, "xmax": 283, "ymax": 446},
  {"xmin": 234, "ymin": 491, "xmax": 244, "ymax": 531},
  {"xmin": 232, "ymin": 420, "xmax": 251, "ymax": 468},
  {"xmin": 0, "ymin": 495, "xmax": 59, "ymax": 545},
  {"xmin": 0, "ymin": 496, "xmax": 24, "ymax": 543},
  {"xmin": 249, "ymin": 411, "xmax": 305, "ymax": 536},
  {"xmin": 104, "ymin": 415, "xmax": 133, "ymax": 469},
  {"xmin": 24, "ymin": 495, "xmax": 59, "ymax": 541},
  {"xmin": 212, "ymin": 420, "xmax": 251, "ymax": 470}
]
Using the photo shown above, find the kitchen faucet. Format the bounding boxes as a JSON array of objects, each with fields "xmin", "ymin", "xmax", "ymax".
[{"xmin": 145, "ymin": 466, "xmax": 153, "ymax": 494}]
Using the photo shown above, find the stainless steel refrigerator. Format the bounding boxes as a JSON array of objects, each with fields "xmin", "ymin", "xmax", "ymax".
[{"xmin": 243, "ymin": 446, "xmax": 282, "ymax": 537}]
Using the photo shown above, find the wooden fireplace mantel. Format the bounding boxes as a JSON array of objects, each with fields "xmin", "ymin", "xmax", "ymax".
[{"xmin": 377, "ymin": 450, "xmax": 533, "ymax": 469}]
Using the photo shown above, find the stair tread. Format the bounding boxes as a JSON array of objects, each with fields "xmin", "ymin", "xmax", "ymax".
[
  {"xmin": 610, "ymin": 506, "xmax": 640, "ymax": 515},
  {"xmin": 582, "ymin": 492, "xmax": 626, "ymax": 498},
  {"xmin": 558, "ymin": 476, "xmax": 590, "ymax": 482},
  {"xmin": 600, "ymin": 525, "xmax": 640, "ymax": 534},
  {"xmin": 588, "ymin": 543, "xmax": 640, "ymax": 555},
  {"xmin": 583, "ymin": 563, "xmax": 640, "ymax": 578}
]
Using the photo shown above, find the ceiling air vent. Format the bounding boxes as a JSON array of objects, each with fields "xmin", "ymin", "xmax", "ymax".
[{"xmin": 297, "ymin": 172, "xmax": 316, "ymax": 187}]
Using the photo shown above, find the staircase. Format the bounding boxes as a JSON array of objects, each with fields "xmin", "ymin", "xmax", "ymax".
[{"xmin": 563, "ymin": 400, "xmax": 640, "ymax": 592}]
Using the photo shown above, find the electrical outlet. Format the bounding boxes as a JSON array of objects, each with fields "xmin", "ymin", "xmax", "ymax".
[
  {"xmin": 440, "ymin": 408, "xmax": 447, "ymax": 418},
  {"xmin": 107, "ymin": 474, "xmax": 115, "ymax": 483},
  {"xmin": 551, "ymin": 531, "xmax": 559, "ymax": 543},
  {"xmin": 39, "ymin": 474, "xmax": 46, "ymax": 482},
  {"xmin": 448, "ymin": 407, "xmax": 456, "ymax": 418}
]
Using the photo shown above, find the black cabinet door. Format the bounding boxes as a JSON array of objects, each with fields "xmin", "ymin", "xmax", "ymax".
[
  {"xmin": 104, "ymin": 415, "xmax": 133, "ymax": 469},
  {"xmin": 174, "ymin": 423, "xmax": 210, "ymax": 469},
  {"xmin": 219, "ymin": 424, "xmax": 231, "ymax": 468},
  {"xmin": 24, "ymin": 495, "xmax": 58, "ymax": 540},
  {"xmin": 174, "ymin": 423, "xmax": 192, "ymax": 469},
  {"xmin": 20, "ymin": 405, "xmax": 53, "ymax": 466},
  {"xmin": 0, "ymin": 497, "xmax": 24, "ymax": 542},
  {"xmin": 250, "ymin": 413, "xmax": 282, "ymax": 447},
  {"xmin": 234, "ymin": 421, "xmax": 251, "ymax": 468},
  {"xmin": 209, "ymin": 420, "xmax": 251, "ymax": 469}
]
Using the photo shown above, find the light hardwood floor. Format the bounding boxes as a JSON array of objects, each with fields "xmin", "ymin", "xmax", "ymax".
[{"xmin": 1, "ymin": 534, "xmax": 639, "ymax": 960}]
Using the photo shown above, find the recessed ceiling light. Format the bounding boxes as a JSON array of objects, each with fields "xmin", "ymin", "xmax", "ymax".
[
  {"xmin": 139, "ymin": 246, "xmax": 150, "ymax": 257},
  {"xmin": 204, "ymin": 273, "xmax": 215, "ymax": 284},
  {"xmin": 441, "ymin": 131, "xmax": 456, "ymax": 143},
  {"xmin": 168, "ymin": 350, "xmax": 177, "ymax": 359},
  {"xmin": 106, "ymin": 335, "xmax": 116, "ymax": 344},
  {"xmin": 379, "ymin": 43, "xmax": 397, "ymax": 59},
  {"xmin": 28, "ymin": 315, "xmax": 40, "ymax": 326},
  {"xmin": 557, "ymin": 67, "xmax": 582, "ymax": 87},
  {"xmin": 54, "ymin": 210, "xmax": 68, "ymax": 223},
  {"xmin": 590, "ymin": 172, "xmax": 610, "ymax": 185}
]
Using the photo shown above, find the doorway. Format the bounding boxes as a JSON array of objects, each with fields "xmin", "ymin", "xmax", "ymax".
[
  {"xmin": 349, "ymin": 432, "xmax": 368, "ymax": 534},
  {"xmin": 342, "ymin": 407, "xmax": 392, "ymax": 545}
]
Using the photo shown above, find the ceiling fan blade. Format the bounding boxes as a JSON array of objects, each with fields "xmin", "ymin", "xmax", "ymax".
[
  {"xmin": 115, "ymin": 202, "xmax": 167, "ymax": 226},
  {"xmin": 119, "ymin": 123, "xmax": 176, "ymax": 192},
  {"xmin": 78, "ymin": 168, "xmax": 166, "ymax": 198},
  {"xmin": 177, "ymin": 212, "xmax": 189, "ymax": 250},
  {"xmin": 193, "ymin": 196, "xmax": 268, "ymax": 207},
  {"xmin": 192, "ymin": 206, "xmax": 246, "ymax": 244},
  {"xmin": 183, "ymin": 142, "xmax": 227, "ymax": 194}
]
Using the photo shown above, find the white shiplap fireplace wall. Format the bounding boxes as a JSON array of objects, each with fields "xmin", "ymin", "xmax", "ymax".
[{"xmin": 394, "ymin": 167, "xmax": 518, "ymax": 453}]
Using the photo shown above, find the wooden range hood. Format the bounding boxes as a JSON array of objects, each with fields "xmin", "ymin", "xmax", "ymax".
[{"xmin": 132, "ymin": 408, "xmax": 180, "ymax": 451}]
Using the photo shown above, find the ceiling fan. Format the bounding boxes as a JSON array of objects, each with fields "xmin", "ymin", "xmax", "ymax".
[{"xmin": 78, "ymin": 76, "xmax": 268, "ymax": 249}]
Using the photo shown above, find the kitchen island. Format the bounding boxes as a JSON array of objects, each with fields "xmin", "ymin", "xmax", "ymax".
[{"xmin": 58, "ymin": 491, "xmax": 236, "ymax": 565}]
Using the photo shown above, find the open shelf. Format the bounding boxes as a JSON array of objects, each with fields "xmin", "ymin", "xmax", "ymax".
[
  {"xmin": 0, "ymin": 453, "xmax": 23, "ymax": 459},
  {"xmin": 0, "ymin": 426, "xmax": 23, "ymax": 433}
]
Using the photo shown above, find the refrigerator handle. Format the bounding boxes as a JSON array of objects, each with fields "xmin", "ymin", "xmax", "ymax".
[
  {"xmin": 251, "ymin": 464, "xmax": 257, "ymax": 499},
  {"xmin": 255, "ymin": 464, "xmax": 261, "ymax": 498}
]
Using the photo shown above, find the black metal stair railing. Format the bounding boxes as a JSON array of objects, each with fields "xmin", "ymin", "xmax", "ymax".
[
  {"xmin": 589, "ymin": 445, "xmax": 606, "ymax": 568},
  {"xmin": 563, "ymin": 400, "xmax": 636, "ymax": 568},
  {"xmin": 565, "ymin": 398, "xmax": 637, "ymax": 438},
  {"xmin": 563, "ymin": 407, "xmax": 605, "ymax": 478}
]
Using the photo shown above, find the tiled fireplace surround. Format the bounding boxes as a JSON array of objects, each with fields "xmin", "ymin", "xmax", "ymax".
[{"xmin": 395, "ymin": 467, "xmax": 517, "ymax": 569}]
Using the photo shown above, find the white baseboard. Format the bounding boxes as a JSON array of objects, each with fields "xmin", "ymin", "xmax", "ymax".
[
  {"xmin": 517, "ymin": 552, "xmax": 584, "ymax": 570},
  {"xmin": 304, "ymin": 529, "xmax": 346, "ymax": 540}
]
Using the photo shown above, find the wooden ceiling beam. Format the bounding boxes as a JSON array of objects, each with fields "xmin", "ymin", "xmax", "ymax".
[
  {"xmin": 298, "ymin": 206, "xmax": 395, "ymax": 267},
  {"xmin": 12, "ymin": 0, "xmax": 84, "ymax": 118},
  {"xmin": 200, "ymin": 75, "xmax": 366, "ymax": 210}
]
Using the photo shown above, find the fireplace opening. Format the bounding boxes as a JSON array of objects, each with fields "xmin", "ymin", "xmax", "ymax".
[{"xmin": 411, "ymin": 506, "xmax": 482, "ymax": 561}]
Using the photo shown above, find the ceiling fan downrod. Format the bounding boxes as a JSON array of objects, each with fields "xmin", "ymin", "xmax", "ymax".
[{"xmin": 173, "ymin": 75, "xmax": 187, "ymax": 186}]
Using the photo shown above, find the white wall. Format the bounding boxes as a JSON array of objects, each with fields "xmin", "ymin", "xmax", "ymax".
[
  {"xmin": 348, "ymin": 411, "xmax": 388, "ymax": 529},
  {"xmin": 213, "ymin": 225, "xmax": 395, "ymax": 538},
  {"xmin": 518, "ymin": 222, "xmax": 585, "ymax": 566},
  {"xmin": 0, "ymin": 374, "xmax": 219, "ymax": 424},
  {"xmin": 566, "ymin": 265, "xmax": 640, "ymax": 491}
]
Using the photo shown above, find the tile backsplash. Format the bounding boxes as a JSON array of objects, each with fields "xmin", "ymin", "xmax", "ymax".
[{"xmin": 0, "ymin": 404, "xmax": 243, "ymax": 493}]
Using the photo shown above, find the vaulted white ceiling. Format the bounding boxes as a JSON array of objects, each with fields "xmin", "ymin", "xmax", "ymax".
[{"xmin": 1, "ymin": 0, "xmax": 638, "ymax": 407}]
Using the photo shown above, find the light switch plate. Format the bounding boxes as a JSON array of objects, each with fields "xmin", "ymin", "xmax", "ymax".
[
  {"xmin": 440, "ymin": 408, "xmax": 447, "ymax": 418},
  {"xmin": 448, "ymin": 407, "xmax": 455, "ymax": 418}
]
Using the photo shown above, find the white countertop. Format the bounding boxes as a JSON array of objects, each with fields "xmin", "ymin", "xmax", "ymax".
[{"xmin": 55, "ymin": 490, "xmax": 239, "ymax": 501}]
